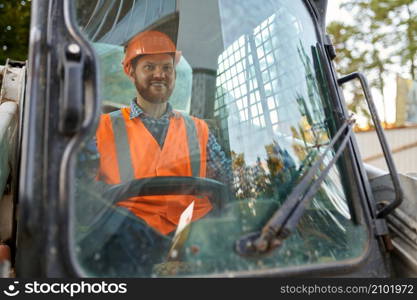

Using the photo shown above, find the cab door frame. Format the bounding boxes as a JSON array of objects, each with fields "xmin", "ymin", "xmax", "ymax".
[
  {"xmin": 17, "ymin": 0, "xmax": 99, "ymax": 277},
  {"xmin": 16, "ymin": 0, "xmax": 394, "ymax": 277}
]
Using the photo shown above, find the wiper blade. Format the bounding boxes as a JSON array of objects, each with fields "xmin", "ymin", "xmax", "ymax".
[{"xmin": 235, "ymin": 117, "xmax": 355, "ymax": 257}]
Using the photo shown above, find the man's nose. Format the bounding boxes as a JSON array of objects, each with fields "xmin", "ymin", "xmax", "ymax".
[{"xmin": 152, "ymin": 66, "xmax": 166, "ymax": 79}]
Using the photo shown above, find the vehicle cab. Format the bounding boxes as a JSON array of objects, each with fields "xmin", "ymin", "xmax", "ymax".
[{"xmin": 1, "ymin": 0, "xmax": 416, "ymax": 277}]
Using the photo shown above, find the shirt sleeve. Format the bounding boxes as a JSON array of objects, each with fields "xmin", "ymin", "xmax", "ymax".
[{"xmin": 206, "ymin": 132, "xmax": 233, "ymax": 186}]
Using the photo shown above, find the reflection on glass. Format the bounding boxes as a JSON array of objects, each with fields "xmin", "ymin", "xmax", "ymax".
[{"xmin": 72, "ymin": 0, "xmax": 367, "ymax": 277}]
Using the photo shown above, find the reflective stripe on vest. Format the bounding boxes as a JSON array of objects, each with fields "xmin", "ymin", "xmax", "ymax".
[
  {"xmin": 109, "ymin": 110, "xmax": 134, "ymax": 182},
  {"xmin": 179, "ymin": 112, "xmax": 200, "ymax": 177},
  {"xmin": 109, "ymin": 110, "xmax": 201, "ymax": 181}
]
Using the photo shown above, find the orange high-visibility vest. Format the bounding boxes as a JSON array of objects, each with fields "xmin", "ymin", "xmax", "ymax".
[{"xmin": 95, "ymin": 107, "xmax": 212, "ymax": 235}]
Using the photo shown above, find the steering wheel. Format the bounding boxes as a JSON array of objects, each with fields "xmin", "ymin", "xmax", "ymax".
[
  {"xmin": 77, "ymin": 176, "xmax": 229, "ymax": 272},
  {"xmin": 103, "ymin": 176, "xmax": 229, "ymax": 213}
]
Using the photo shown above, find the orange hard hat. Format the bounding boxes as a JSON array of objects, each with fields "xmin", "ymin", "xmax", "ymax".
[{"xmin": 122, "ymin": 30, "xmax": 181, "ymax": 76}]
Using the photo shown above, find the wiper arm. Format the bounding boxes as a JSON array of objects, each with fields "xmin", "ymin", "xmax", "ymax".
[{"xmin": 235, "ymin": 117, "xmax": 355, "ymax": 257}]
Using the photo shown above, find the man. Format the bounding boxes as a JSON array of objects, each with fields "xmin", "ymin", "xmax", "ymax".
[
  {"xmin": 77, "ymin": 30, "xmax": 231, "ymax": 275},
  {"xmin": 94, "ymin": 30, "xmax": 232, "ymax": 236}
]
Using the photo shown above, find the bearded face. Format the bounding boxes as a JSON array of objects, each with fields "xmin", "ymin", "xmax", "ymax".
[{"xmin": 130, "ymin": 53, "xmax": 176, "ymax": 104}]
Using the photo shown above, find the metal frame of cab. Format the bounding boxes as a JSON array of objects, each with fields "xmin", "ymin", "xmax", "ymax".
[{"xmin": 16, "ymin": 0, "xmax": 395, "ymax": 277}]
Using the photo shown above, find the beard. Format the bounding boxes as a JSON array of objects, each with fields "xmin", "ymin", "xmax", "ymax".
[{"xmin": 133, "ymin": 77, "xmax": 174, "ymax": 104}]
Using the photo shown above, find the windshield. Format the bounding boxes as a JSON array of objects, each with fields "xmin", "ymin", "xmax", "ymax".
[{"xmin": 72, "ymin": 0, "xmax": 367, "ymax": 277}]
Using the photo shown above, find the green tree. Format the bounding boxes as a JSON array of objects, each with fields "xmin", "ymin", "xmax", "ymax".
[
  {"xmin": 340, "ymin": 0, "xmax": 416, "ymax": 121},
  {"xmin": 0, "ymin": 0, "xmax": 31, "ymax": 65},
  {"xmin": 368, "ymin": 0, "xmax": 417, "ymax": 80},
  {"xmin": 327, "ymin": 0, "xmax": 417, "ymax": 125}
]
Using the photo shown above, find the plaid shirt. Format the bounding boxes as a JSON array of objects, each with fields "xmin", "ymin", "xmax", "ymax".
[{"xmin": 129, "ymin": 100, "xmax": 232, "ymax": 184}]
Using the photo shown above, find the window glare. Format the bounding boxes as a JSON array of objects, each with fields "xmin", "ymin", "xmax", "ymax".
[{"xmin": 73, "ymin": 0, "xmax": 367, "ymax": 277}]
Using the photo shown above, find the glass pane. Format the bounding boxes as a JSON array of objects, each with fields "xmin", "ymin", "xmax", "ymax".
[{"xmin": 73, "ymin": 0, "xmax": 367, "ymax": 277}]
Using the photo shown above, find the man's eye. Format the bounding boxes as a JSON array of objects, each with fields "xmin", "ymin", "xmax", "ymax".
[
  {"xmin": 144, "ymin": 65, "xmax": 153, "ymax": 71},
  {"xmin": 164, "ymin": 66, "xmax": 173, "ymax": 72}
]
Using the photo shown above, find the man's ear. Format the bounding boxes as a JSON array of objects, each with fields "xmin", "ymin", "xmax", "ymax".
[{"xmin": 127, "ymin": 65, "xmax": 136, "ymax": 83}]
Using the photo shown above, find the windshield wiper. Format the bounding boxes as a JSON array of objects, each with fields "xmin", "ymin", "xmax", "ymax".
[{"xmin": 235, "ymin": 117, "xmax": 355, "ymax": 257}]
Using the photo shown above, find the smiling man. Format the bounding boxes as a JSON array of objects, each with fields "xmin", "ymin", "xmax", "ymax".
[
  {"xmin": 94, "ymin": 30, "xmax": 232, "ymax": 236},
  {"xmin": 128, "ymin": 52, "xmax": 176, "ymax": 117}
]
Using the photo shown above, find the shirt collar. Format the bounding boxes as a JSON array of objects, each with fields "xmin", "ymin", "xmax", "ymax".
[{"xmin": 129, "ymin": 99, "xmax": 175, "ymax": 120}]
